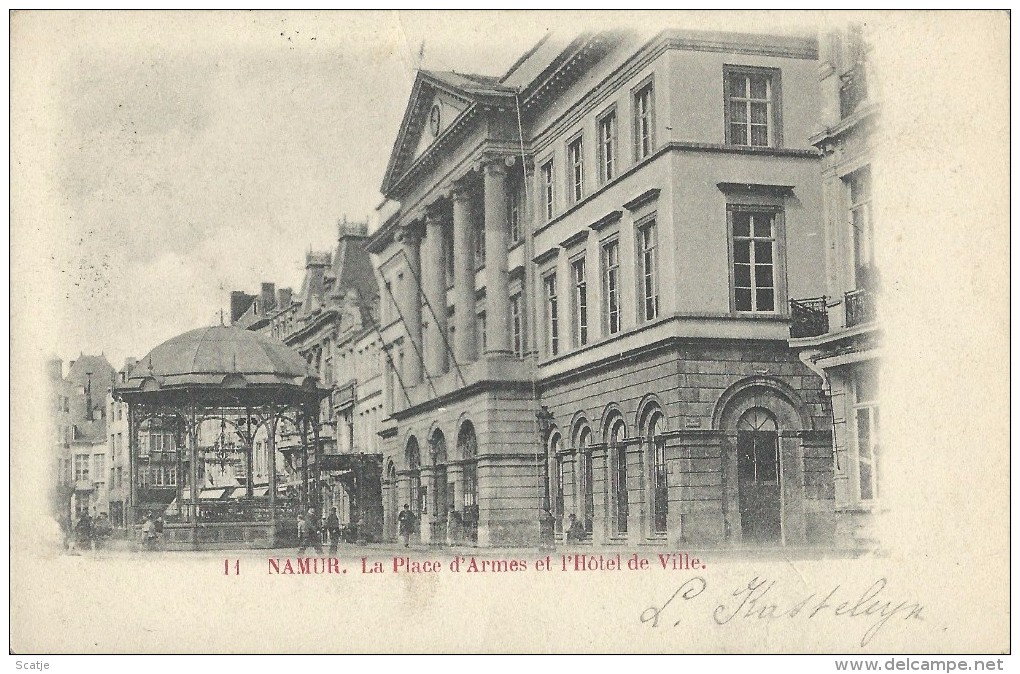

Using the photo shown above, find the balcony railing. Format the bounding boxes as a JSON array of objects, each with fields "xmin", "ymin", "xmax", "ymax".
[
  {"xmin": 845, "ymin": 288, "xmax": 876, "ymax": 328},
  {"xmin": 790, "ymin": 297, "xmax": 829, "ymax": 338}
]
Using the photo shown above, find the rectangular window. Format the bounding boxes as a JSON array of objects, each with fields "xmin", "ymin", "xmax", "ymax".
[
  {"xmin": 726, "ymin": 67, "xmax": 778, "ymax": 147},
  {"xmin": 598, "ymin": 109, "xmax": 617, "ymax": 183},
  {"xmin": 117, "ymin": 466, "xmax": 123, "ymax": 488},
  {"xmin": 541, "ymin": 159, "xmax": 555, "ymax": 221},
  {"xmin": 854, "ymin": 366, "xmax": 880, "ymax": 501},
  {"xmin": 634, "ymin": 81, "xmax": 654, "ymax": 160},
  {"xmin": 567, "ymin": 136, "xmax": 584, "ymax": 203},
  {"xmin": 602, "ymin": 239, "xmax": 622, "ymax": 334},
  {"xmin": 730, "ymin": 209, "xmax": 777, "ymax": 313},
  {"xmin": 445, "ymin": 224, "xmax": 456, "ymax": 283},
  {"xmin": 508, "ymin": 182, "xmax": 522, "ymax": 244},
  {"xmin": 74, "ymin": 454, "xmax": 89, "ymax": 482},
  {"xmin": 94, "ymin": 455, "xmax": 104, "ymax": 482},
  {"xmin": 637, "ymin": 219, "xmax": 659, "ymax": 321},
  {"xmin": 477, "ymin": 312, "xmax": 487, "ymax": 352},
  {"xmin": 572, "ymin": 257, "xmax": 588, "ymax": 346},
  {"xmin": 510, "ymin": 294, "xmax": 523, "ymax": 358},
  {"xmin": 848, "ymin": 167, "xmax": 875, "ymax": 289},
  {"xmin": 544, "ymin": 273, "xmax": 559, "ymax": 356}
]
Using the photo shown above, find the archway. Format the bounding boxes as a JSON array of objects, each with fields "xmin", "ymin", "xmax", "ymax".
[
  {"xmin": 457, "ymin": 421, "xmax": 479, "ymax": 544},
  {"xmin": 573, "ymin": 423, "xmax": 594, "ymax": 537},
  {"xmin": 736, "ymin": 408, "xmax": 781, "ymax": 543},
  {"xmin": 605, "ymin": 415, "xmax": 628, "ymax": 536},
  {"xmin": 429, "ymin": 429, "xmax": 449, "ymax": 544},
  {"xmin": 405, "ymin": 437, "xmax": 422, "ymax": 521}
]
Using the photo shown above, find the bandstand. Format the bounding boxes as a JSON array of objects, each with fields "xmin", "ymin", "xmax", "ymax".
[{"xmin": 115, "ymin": 325, "xmax": 329, "ymax": 549}]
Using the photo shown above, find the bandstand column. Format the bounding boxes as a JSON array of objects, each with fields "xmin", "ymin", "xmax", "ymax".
[
  {"xmin": 483, "ymin": 158, "xmax": 512, "ymax": 356},
  {"xmin": 189, "ymin": 412, "xmax": 199, "ymax": 544},
  {"xmin": 267, "ymin": 415, "xmax": 277, "ymax": 520},
  {"xmin": 452, "ymin": 181, "xmax": 477, "ymax": 364}
]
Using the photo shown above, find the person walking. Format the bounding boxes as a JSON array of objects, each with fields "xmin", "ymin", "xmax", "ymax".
[
  {"xmin": 74, "ymin": 511, "xmax": 94, "ymax": 552},
  {"xmin": 298, "ymin": 507, "xmax": 324, "ymax": 554},
  {"xmin": 325, "ymin": 507, "xmax": 341, "ymax": 555},
  {"xmin": 140, "ymin": 514, "xmax": 155, "ymax": 550},
  {"xmin": 397, "ymin": 503, "xmax": 416, "ymax": 548}
]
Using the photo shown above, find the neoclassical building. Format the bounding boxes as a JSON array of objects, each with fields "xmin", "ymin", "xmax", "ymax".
[
  {"xmin": 370, "ymin": 29, "xmax": 838, "ymax": 548},
  {"xmin": 789, "ymin": 25, "xmax": 880, "ymax": 547}
]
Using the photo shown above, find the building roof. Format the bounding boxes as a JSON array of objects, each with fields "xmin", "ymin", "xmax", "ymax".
[
  {"xmin": 66, "ymin": 354, "xmax": 116, "ymax": 388},
  {"xmin": 119, "ymin": 325, "xmax": 322, "ymax": 395}
]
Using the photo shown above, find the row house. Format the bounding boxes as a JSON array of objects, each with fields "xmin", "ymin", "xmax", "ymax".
[
  {"xmin": 232, "ymin": 220, "xmax": 386, "ymax": 540},
  {"xmin": 789, "ymin": 25, "xmax": 880, "ymax": 546},
  {"xmin": 369, "ymin": 28, "xmax": 837, "ymax": 548}
]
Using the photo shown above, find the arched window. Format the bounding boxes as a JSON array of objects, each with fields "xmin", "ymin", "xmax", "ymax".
[
  {"xmin": 737, "ymin": 408, "xmax": 779, "ymax": 484},
  {"xmin": 646, "ymin": 410, "xmax": 667, "ymax": 534},
  {"xmin": 406, "ymin": 437, "xmax": 422, "ymax": 517},
  {"xmin": 607, "ymin": 417, "xmax": 628, "ymax": 535},
  {"xmin": 457, "ymin": 422, "xmax": 478, "ymax": 509},
  {"xmin": 575, "ymin": 425, "xmax": 594, "ymax": 536},
  {"xmin": 549, "ymin": 432, "xmax": 564, "ymax": 529},
  {"xmin": 430, "ymin": 429, "xmax": 448, "ymax": 465}
]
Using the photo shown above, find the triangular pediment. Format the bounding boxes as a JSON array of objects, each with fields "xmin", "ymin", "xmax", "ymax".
[{"xmin": 380, "ymin": 70, "xmax": 517, "ymax": 198}]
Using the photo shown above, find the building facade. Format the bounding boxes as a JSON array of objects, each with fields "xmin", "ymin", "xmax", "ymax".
[
  {"xmin": 232, "ymin": 220, "xmax": 386, "ymax": 540},
  {"xmin": 49, "ymin": 354, "xmax": 117, "ymax": 530},
  {"xmin": 789, "ymin": 25, "xmax": 880, "ymax": 547},
  {"xmin": 370, "ymin": 29, "xmax": 838, "ymax": 548}
]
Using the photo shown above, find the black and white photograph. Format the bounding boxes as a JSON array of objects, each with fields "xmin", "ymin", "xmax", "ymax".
[{"xmin": 8, "ymin": 9, "xmax": 1010, "ymax": 660}]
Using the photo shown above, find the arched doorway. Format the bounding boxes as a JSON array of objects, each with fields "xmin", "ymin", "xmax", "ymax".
[
  {"xmin": 429, "ymin": 429, "xmax": 449, "ymax": 544},
  {"xmin": 385, "ymin": 460, "xmax": 398, "ymax": 541},
  {"xmin": 549, "ymin": 432, "xmax": 564, "ymax": 534},
  {"xmin": 736, "ymin": 407, "xmax": 781, "ymax": 544},
  {"xmin": 405, "ymin": 437, "xmax": 422, "ymax": 523},
  {"xmin": 457, "ymin": 421, "xmax": 479, "ymax": 544}
]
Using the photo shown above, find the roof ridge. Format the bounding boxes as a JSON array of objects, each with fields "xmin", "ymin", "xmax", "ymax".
[{"xmin": 189, "ymin": 326, "xmax": 217, "ymax": 375}]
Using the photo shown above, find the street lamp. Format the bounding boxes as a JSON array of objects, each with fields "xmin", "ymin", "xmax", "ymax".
[{"xmin": 536, "ymin": 405, "xmax": 555, "ymax": 549}]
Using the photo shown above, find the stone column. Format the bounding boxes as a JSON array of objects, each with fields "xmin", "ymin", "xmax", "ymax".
[
  {"xmin": 395, "ymin": 225, "xmax": 423, "ymax": 387},
  {"xmin": 423, "ymin": 207, "xmax": 449, "ymax": 376},
  {"xmin": 482, "ymin": 158, "xmax": 511, "ymax": 356},
  {"xmin": 452, "ymin": 181, "xmax": 477, "ymax": 364}
]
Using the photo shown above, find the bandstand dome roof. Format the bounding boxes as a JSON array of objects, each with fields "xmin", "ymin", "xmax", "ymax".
[{"xmin": 117, "ymin": 325, "xmax": 323, "ymax": 398}]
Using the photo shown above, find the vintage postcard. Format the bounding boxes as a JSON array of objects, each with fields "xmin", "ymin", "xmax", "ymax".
[{"xmin": 8, "ymin": 10, "xmax": 1010, "ymax": 656}]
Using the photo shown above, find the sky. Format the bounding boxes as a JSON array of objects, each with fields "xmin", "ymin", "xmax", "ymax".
[{"xmin": 11, "ymin": 10, "xmax": 567, "ymax": 369}]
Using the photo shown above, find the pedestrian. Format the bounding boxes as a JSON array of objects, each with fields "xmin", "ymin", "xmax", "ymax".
[
  {"xmin": 93, "ymin": 512, "xmax": 113, "ymax": 550},
  {"xmin": 566, "ymin": 513, "xmax": 585, "ymax": 543},
  {"xmin": 296, "ymin": 514, "xmax": 307, "ymax": 551},
  {"xmin": 154, "ymin": 514, "xmax": 165, "ymax": 550},
  {"xmin": 325, "ymin": 507, "xmax": 341, "ymax": 555},
  {"xmin": 446, "ymin": 505, "xmax": 462, "ymax": 547},
  {"xmin": 397, "ymin": 503, "xmax": 416, "ymax": 548},
  {"xmin": 299, "ymin": 507, "xmax": 323, "ymax": 554},
  {"xmin": 74, "ymin": 510, "xmax": 93, "ymax": 551},
  {"xmin": 140, "ymin": 514, "xmax": 155, "ymax": 550}
]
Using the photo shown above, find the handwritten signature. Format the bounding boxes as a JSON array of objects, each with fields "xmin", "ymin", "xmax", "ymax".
[{"xmin": 640, "ymin": 576, "xmax": 924, "ymax": 647}]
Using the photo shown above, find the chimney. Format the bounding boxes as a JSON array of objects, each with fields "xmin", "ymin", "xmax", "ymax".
[
  {"xmin": 260, "ymin": 282, "xmax": 277, "ymax": 314},
  {"xmin": 230, "ymin": 291, "xmax": 255, "ymax": 324},
  {"xmin": 278, "ymin": 287, "xmax": 293, "ymax": 308},
  {"xmin": 85, "ymin": 372, "xmax": 94, "ymax": 421},
  {"xmin": 46, "ymin": 358, "xmax": 63, "ymax": 381}
]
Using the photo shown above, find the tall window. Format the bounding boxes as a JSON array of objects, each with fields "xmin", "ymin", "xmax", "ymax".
[
  {"xmin": 609, "ymin": 419, "xmax": 628, "ymax": 535},
  {"xmin": 602, "ymin": 239, "xmax": 622, "ymax": 334},
  {"xmin": 577, "ymin": 427, "xmax": 594, "ymax": 535},
  {"xmin": 634, "ymin": 81, "xmax": 654, "ymax": 160},
  {"xmin": 550, "ymin": 433, "xmax": 564, "ymax": 531},
  {"xmin": 848, "ymin": 167, "xmax": 875, "ymax": 289},
  {"xmin": 648, "ymin": 412, "xmax": 667, "ymax": 534},
  {"xmin": 94, "ymin": 455, "xmax": 104, "ymax": 483},
  {"xmin": 477, "ymin": 312, "xmax": 487, "ymax": 352},
  {"xmin": 541, "ymin": 159, "xmax": 555, "ymax": 221},
  {"xmin": 572, "ymin": 258, "xmax": 588, "ymax": 346},
  {"xmin": 726, "ymin": 67, "xmax": 777, "ymax": 147},
  {"xmin": 74, "ymin": 454, "xmax": 89, "ymax": 482},
  {"xmin": 407, "ymin": 440, "xmax": 422, "ymax": 518},
  {"xmin": 510, "ymin": 294, "xmax": 523, "ymax": 358},
  {"xmin": 508, "ymin": 182, "xmax": 522, "ymax": 244},
  {"xmin": 598, "ymin": 110, "xmax": 617, "ymax": 183},
  {"xmin": 731, "ymin": 208, "xmax": 777, "ymax": 313},
  {"xmin": 638, "ymin": 219, "xmax": 659, "ymax": 321},
  {"xmin": 544, "ymin": 273, "xmax": 559, "ymax": 356},
  {"xmin": 568, "ymin": 136, "xmax": 584, "ymax": 203},
  {"xmin": 854, "ymin": 366, "xmax": 880, "ymax": 501}
]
